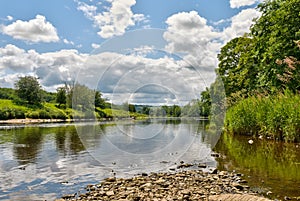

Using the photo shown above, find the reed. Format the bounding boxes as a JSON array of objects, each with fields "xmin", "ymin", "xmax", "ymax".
[{"xmin": 225, "ymin": 91, "xmax": 300, "ymax": 142}]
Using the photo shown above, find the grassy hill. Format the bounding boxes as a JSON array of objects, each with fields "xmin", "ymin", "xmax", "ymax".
[{"xmin": 0, "ymin": 99, "xmax": 147, "ymax": 121}]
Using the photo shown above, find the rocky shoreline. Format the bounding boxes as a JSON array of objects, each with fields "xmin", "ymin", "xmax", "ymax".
[{"xmin": 56, "ymin": 169, "xmax": 272, "ymax": 201}]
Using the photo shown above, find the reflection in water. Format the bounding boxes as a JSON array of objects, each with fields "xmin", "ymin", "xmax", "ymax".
[
  {"xmin": 76, "ymin": 119, "xmax": 218, "ymax": 174},
  {"xmin": 0, "ymin": 120, "xmax": 218, "ymax": 200},
  {"xmin": 215, "ymin": 133, "xmax": 300, "ymax": 200},
  {"xmin": 13, "ymin": 127, "xmax": 44, "ymax": 165},
  {"xmin": 55, "ymin": 126, "xmax": 87, "ymax": 156}
]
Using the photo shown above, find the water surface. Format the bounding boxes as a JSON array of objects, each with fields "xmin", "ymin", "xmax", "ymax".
[
  {"xmin": 215, "ymin": 133, "xmax": 300, "ymax": 200},
  {"xmin": 0, "ymin": 119, "xmax": 218, "ymax": 200}
]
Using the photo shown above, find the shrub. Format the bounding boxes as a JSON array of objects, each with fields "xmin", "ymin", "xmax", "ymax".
[{"xmin": 26, "ymin": 111, "xmax": 40, "ymax": 119}]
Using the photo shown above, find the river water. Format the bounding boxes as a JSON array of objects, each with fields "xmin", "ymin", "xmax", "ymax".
[
  {"xmin": 215, "ymin": 133, "xmax": 300, "ymax": 200},
  {"xmin": 0, "ymin": 119, "xmax": 219, "ymax": 200},
  {"xmin": 0, "ymin": 119, "xmax": 299, "ymax": 200}
]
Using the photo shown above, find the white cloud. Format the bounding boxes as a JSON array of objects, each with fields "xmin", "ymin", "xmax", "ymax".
[
  {"xmin": 77, "ymin": 0, "xmax": 148, "ymax": 38},
  {"xmin": 222, "ymin": 8, "xmax": 261, "ymax": 42},
  {"xmin": 163, "ymin": 9, "xmax": 261, "ymax": 70},
  {"xmin": 6, "ymin": 16, "xmax": 13, "ymax": 21},
  {"xmin": 77, "ymin": 2, "xmax": 97, "ymax": 19},
  {"xmin": 78, "ymin": 52, "xmax": 209, "ymax": 105},
  {"xmin": 230, "ymin": 0, "xmax": 262, "ymax": 8},
  {"xmin": 0, "ymin": 44, "xmax": 36, "ymax": 72},
  {"xmin": 91, "ymin": 43, "xmax": 100, "ymax": 49},
  {"xmin": 160, "ymin": 8, "xmax": 262, "ymax": 92},
  {"xmin": 0, "ymin": 44, "xmax": 87, "ymax": 89},
  {"xmin": 63, "ymin": 39, "xmax": 74, "ymax": 45},
  {"xmin": 1, "ymin": 15, "xmax": 59, "ymax": 43},
  {"xmin": 163, "ymin": 11, "xmax": 221, "ymax": 68}
]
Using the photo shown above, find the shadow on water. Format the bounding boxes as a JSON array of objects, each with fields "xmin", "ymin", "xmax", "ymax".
[{"xmin": 214, "ymin": 132, "xmax": 300, "ymax": 200}]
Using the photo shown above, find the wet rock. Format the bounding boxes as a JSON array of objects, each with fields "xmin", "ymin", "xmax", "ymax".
[
  {"xmin": 61, "ymin": 194, "xmax": 75, "ymax": 199},
  {"xmin": 211, "ymin": 168, "xmax": 218, "ymax": 174},
  {"xmin": 105, "ymin": 177, "xmax": 116, "ymax": 182},
  {"xmin": 211, "ymin": 153, "xmax": 220, "ymax": 157},
  {"xmin": 284, "ymin": 196, "xmax": 292, "ymax": 200},
  {"xmin": 177, "ymin": 163, "xmax": 193, "ymax": 169},
  {"xmin": 59, "ymin": 169, "xmax": 271, "ymax": 201},
  {"xmin": 198, "ymin": 163, "xmax": 207, "ymax": 168}
]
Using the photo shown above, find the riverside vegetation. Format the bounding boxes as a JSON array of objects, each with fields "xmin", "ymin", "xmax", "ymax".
[
  {"xmin": 205, "ymin": 0, "xmax": 300, "ymax": 142},
  {"xmin": 0, "ymin": 76, "xmax": 210, "ymax": 122}
]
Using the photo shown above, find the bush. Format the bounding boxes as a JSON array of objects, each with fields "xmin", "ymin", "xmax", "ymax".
[
  {"xmin": 38, "ymin": 110, "xmax": 52, "ymax": 119},
  {"xmin": 0, "ymin": 109, "xmax": 9, "ymax": 120},
  {"xmin": 0, "ymin": 108, "xmax": 26, "ymax": 120},
  {"xmin": 26, "ymin": 111, "xmax": 40, "ymax": 119}
]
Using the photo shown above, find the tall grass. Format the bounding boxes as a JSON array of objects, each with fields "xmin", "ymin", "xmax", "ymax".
[{"xmin": 225, "ymin": 91, "xmax": 300, "ymax": 142}]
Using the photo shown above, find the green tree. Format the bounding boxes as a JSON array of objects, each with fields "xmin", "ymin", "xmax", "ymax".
[
  {"xmin": 142, "ymin": 106, "xmax": 150, "ymax": 115},
  {"xmin": 72, "ymin": 83, "xmax": 95, "ymax": 112},
  {"xmin": 15, "ymin": 76, "xmax": 42, "ymax": 105},
  {"xmin": 95, "ymin": 91, "xmax": 106, "ymax": 109},
  {"xmin": 250, "ymin": 0, "xmax": 300, "ymax": 91},
  {"xmin": 217, "ymin": 36, "xmax": 256, "ymax": 97},
  {"xmin": 199, "ymin": 88, "xmax": 211, "ymax": 117},
  {"xmin": 56, "ymin": 87, "xmax": 67, "ymax": 107}
]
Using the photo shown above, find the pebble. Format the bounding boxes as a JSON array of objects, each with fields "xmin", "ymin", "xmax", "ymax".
[{"xmin": 57, "ymin": 168, "xmax": 272, "ymax": 201}]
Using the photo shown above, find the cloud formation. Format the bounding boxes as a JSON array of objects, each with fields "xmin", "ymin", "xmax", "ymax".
[
  {"xmin": 163, "ymin": 11, "xmax": 221, "ymax": 69},
  {"xmin": 0, "ymin": 7, "xmax": 262, "ymax": 104},
  {"xmin": 1, "ymin": 15, "xmax": 59, "ymax": 43},
  {"xmin": 0, "ymin": 44, "xmax": 86, "ymax": 90},
  {"xmin": 222, "ymin": 8, "xmax": 261, "ymax": 42},
  {"xmin": 77, "ymin": 0, "xmax": 148, "ymax": 38},
  {"xmin": 230, "ymin": 0, "xmax": 261, "ymax": 8}
]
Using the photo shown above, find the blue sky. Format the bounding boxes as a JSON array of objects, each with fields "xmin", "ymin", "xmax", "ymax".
[{"xmin": 0, "ymin": 0, "xmax": 262, "ymax": 105}]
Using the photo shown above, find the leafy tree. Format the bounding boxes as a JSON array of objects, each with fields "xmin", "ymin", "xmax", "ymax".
[
  {"xmin": 250, "ymin": 0, "xmax": 300, "ymax": 91},
  {"xmin": 275, "ymin": 40, "xmax": 300, "ymax": 92},
  {"xmin": 72, "ymin": 83, "xmax": 95, "ymax": 112},
  {"xmin": 56, "ymin": 87, "xmax": 67, "ymax": 107},
  {"xmin": 215, "ymin": 0, "xmax": 300, "ymax": 102},
  {"xmin": 95, "ymin": 91, "xmax": 106, "ymax": 109},
  {"xmin": 41, "ymin": 90, "xmax": 56, "ymax": 103},
  {"xmin": 15, "ymin": 76, "xmax": 42, "ymax": 105},
  {"xmin": 217, "ymin": 36, "xmax": 257, "ymax": 97},
  {"xmin": 199, "ymin": 88, "xmax": 211, "ymax": 117},
  {"xmin": 63, "ymin": 82, "xmax": 74, "ymax": 108},
  {"xmin": 0, "ymin": 88, "xmax": 17, "ymax": 100},
  {"xmin": 128, "ymin": 104, "xmax": 136, "ymax": 113},
  {"xmin": 142, "ymin": 106, "xmax": 150, "ymax": 115}
]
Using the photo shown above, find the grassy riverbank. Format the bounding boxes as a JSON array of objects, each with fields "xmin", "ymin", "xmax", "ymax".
[
  {"xmin": 224, "ymin": 91, "xmax": 300, "ymax": 142},
  {"xmin": 0, "ymin": 99, "xmax": 146, "ymax": 122}
]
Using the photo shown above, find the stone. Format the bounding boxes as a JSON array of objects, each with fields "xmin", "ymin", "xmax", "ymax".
[
  {"xmin": 105, "ymin": 177, "xmax": 116, "ymax": 182},
  {"xmin": 198, "ymin": 163, "xmax": 207, "ymax": 168},
  {"xmin": 58, "ymin": 169, "xmax": 272, "ymax": 201},
  {"xmin": 106, "ymin": 190, "xmax": 115, "ymax": 196}
]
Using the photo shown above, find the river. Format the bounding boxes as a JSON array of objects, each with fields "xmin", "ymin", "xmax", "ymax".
[
  {"xmin": 0, "ymin": 119, "xmax": 219, "ymax": 200},
  {"xmin": 0, "ymin": 119, "xmax": 299, "ymax": 200},
  {"xmin": 215, "ymin": 132, "xmax": 300, "ymax": 200}
]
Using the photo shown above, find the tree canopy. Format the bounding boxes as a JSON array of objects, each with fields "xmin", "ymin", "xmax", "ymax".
[
  {"xmin": 215, "ymin": 0, "xmax": 300, "ymax": 103},
  {"xmin": 14, "ymin": 76, "xmax": 42, "ymax": 105}
]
